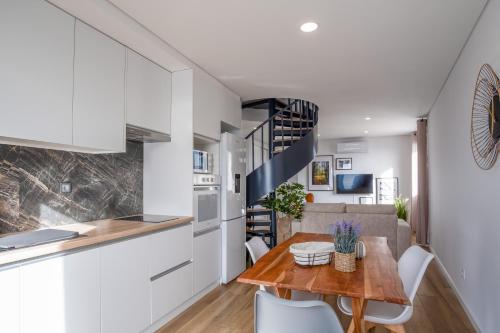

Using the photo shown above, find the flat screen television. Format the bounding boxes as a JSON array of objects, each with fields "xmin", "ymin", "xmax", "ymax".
[{"xmin": 336, "ymin": 174, "xmax": 373, "ymax": 194}]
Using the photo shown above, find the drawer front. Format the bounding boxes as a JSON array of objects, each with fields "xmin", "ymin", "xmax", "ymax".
[
  {"xmin": 151, "ymin": 262, "xmax": 193, "ymax": 323},
  {"xmin": 194, "ymin": 229, "xmax": 220, "ymax": 294},
  {"xmin": 149, "ymin": 224, "xmax": 193, "ymax": 277}
]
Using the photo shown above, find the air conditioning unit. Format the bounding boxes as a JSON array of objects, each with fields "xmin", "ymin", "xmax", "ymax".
[{"xmin": 336, "ymin": 141, "xmax": 368, "ymax": 154}]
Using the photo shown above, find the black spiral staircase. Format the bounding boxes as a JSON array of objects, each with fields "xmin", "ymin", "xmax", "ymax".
[{"xmin": 244, "ymin": 98, "xmax": 319, "ymax": 247}]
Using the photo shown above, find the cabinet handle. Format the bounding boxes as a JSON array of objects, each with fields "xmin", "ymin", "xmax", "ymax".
[
  {"xmin": 194, "ymin": 226, "xmax": 220, "ymax": 238},
  {"xmin": 150, "ymin": 260, "xmax": 192, "ymax": 281}
]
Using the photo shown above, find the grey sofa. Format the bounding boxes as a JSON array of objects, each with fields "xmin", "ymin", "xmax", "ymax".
[{"xmin": 300, "ymin": 203, "xmax": 411, "ymax": 259}]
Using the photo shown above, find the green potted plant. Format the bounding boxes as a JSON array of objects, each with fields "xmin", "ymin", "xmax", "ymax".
[
  {"xmin": 262, "ymin": 182, "xmax": 306, "ymax": 244},
  {"xmin": 394, "ymin": 196, "xmax": 409, "ymax": 221}
]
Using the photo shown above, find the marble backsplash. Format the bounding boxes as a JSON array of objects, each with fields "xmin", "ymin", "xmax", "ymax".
[{"xmin": 0, "ymin": 142, "xmax": 143, "ymax": 234}]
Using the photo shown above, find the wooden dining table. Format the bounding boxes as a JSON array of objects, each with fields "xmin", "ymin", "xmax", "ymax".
[{"xmin": 237, "ymin": 232, "xmax": 410, "ymax": 333}]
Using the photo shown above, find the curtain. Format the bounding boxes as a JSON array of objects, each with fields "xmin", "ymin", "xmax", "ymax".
[{"xmin": 411, "ymin": 119, "xmax": 429, "ymax": 245}]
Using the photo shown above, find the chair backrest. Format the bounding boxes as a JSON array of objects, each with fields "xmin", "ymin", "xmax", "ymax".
[
  {"xmin": 246, "ymin": 237, "xmax": 270, "ymax": 264},
  {"xmin": 398, "ymin": 245, "xmax": 434, "ymax": 302},
  {"xmin": 254, "ymin": 291, "xmax": 344, "ymax": 333}
]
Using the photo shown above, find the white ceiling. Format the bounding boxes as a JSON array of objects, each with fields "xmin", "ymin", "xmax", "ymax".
[{"xmin": 109, "ymin": 0, "xmax": 486, "ymax": 139}]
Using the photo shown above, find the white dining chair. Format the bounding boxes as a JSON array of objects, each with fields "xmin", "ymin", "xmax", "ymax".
[
  {"xmin": 245, "ymin": 237, "xmax": 322, "ymax": 301},
  {"xmin": 254, "ymin": 290, "xmax": 344, "ymax": 333},
  {"xmin": 337, "ymin": 245, "xmax": 434, "ymax": 333}
]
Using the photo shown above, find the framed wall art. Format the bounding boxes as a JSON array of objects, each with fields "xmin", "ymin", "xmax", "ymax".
[
  {"xmin": 308, "ymin": 155, "xmax": 334, "ymax": 191},
  {"xmin": 376, "ymin": 177, "xmax": 399, "ymax": 204},
  {"xmin": 335, "ymin": 157, "xmax": 352, "ymax": 170}
]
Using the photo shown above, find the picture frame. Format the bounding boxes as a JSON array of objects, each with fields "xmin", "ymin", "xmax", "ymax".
[
  {"xmin": 359, "ymin": 197, "xmax": 374, "ymax": 204},
  {"xmin": 376, "ymin": 177, "xmax": 399, "ymax": 204},
  {"xmin": 308, "ymin": 155, "xmax": 334, "ymax": 191},
  {"xmin": 335, "ymin": 157, "xmax": 352, "ymax": 170}
]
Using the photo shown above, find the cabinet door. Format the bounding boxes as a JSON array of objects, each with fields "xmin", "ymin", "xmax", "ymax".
[
  {"xmin": 149, "ymin": 224, "xmax": 193, "ymax": 277},
  {"xmin": 20, "ymin": 249, "xmax": 100, "ymax": 333},
  {"xmin": 222, "ymin": 88, "xmax": 242, "ymax": 129},
  {"xmin": 126, "ymin": 49, "xmax": 172, "ymax": 134},
  {"xmin": 73, "ymin": 20, "xmax": 126, "ymax": 152},
  {"xmin": 193, "ymin": 69, "xmax": 222, "ymax": 140},
  {"xmin": 0, "ymin": 0, "xmax": 74, "ymax": 145},
  {"xmin": 151, "ymin": 262, "xmax": 193, "ymax": 323},
  {"xmin": 101, "ymin": 236, "xmax": 150, "ymax": 333},
  {"xmin": 194, "ymin": 228, "xmax": 221, "ymax": 294},
  {"xmin": 0, "ymin": 267, "xmax": 20, "ymax": 333}
]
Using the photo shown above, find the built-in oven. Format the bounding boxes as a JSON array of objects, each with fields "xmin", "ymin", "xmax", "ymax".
[
  {"xmin": 193, "ymin": 150, "xmax": 212, "ymax": 174},
  {"xmin": 193, "ymin": 174, "xmax": 220, "ymax": 232}
]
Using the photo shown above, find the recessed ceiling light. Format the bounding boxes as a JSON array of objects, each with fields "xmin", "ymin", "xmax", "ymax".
[
  {"xmin": 318, "ymin": 134, "xmax": 321, "ymax": 137},
  {"xmin": 365, "ymin": 117, "xmax": 371, "ymax": 121},
  {"xmin": 300, "ymin": 22, "xmax": 318, "ymax": 33},
  {"xmin": 253, "ymin": 127, "xmax": 257, "ymax": 130},
  {"xmin": 364, "ymin": 130, "xmax": 369, "ymax": 134}
]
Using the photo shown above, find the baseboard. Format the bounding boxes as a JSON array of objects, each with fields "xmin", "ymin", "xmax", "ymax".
[
  {"xmin": 428, "ymin": 246, "xmax": 481, "ymax": 333},
  {"xmin": 143, "ymin": 281, "xmax": 221, "ymax": 333}
]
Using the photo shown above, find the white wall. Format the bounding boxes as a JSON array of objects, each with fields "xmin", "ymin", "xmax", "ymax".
[
  {"xmin": 427, "ymin": 1, "xmax": 500, "ymax": 332},
  {"xmin": 297, "ymin": 136, "xmax": 412, "ymax": 205},
  {"xmin": 144, "ymin": 70, "xmax": 193, "ymax": 216}
]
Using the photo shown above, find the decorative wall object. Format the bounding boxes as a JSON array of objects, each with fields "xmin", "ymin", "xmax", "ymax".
[
  {"xmin": 359, "ymin": 197, "xmax": 373, "ymax": 204},
  {"xmin": 376, "ymin": 177, "xmax": 399, "ymax": 204},
  {"xmin": 470, "ymin": 64, "xmax": 500, "ymax": 170},
  {"xmin": 0, "ymin": 142, "xmax": 143, "ymax": 234},
  {"xmin": 335, "ymin": 157, "xmax": 352, "ymax": 170},
  {"xmin": 308, "ymin": 155, "xmax": 334, "ymax": 191}
]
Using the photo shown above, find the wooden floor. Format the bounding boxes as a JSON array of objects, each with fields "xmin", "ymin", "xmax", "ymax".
[{"xmin": 158, "ymin": 257, "xmax": 476, "ymax": 333}]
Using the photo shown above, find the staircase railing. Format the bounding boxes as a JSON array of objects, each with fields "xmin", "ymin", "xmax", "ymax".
[{"xmin": 245, "ymin": 98, "xmax": 319, "ymax": 206}]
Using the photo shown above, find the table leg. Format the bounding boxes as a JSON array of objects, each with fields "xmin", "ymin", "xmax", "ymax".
[
  {"xmin": 273, "ymin": 287, "xmax": 291, "ymax": 299},
  {"xmin": 351, "ymin": 297, "xmax": 367, "ymax": 333}
]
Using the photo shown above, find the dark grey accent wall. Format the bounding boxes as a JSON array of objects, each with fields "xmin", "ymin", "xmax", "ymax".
[{"xmin": 0, "ymin": 142, "xmax": 143, "ymax": 234}]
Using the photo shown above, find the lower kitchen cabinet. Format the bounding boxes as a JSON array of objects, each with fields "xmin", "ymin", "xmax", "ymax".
[
  {"xmin": 101, "ymin": 236, "xmax": 150, "ymax": 333},
  {"xmin": 19, "ymin": 249, "xmax": 100, "ymax": 333},
  {"xmin": 0, "ymin": 267, "xmax": 20, "ymax": 333},
  {"xmin": 151, "ymin": 262, "xmax": 193, "ymax": 323},
  {"xmin": 194, "ymin": 228, "xmax": 221, "ymax": 294}
]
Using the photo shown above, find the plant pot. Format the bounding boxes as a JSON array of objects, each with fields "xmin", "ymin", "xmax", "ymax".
[
  {"xmin": 334, "ymin": 251, "xmax": 356, "ymax": 272},
  {"xmin": 277, "ymin": 216, "xmax": 293, "ymax": 244}
]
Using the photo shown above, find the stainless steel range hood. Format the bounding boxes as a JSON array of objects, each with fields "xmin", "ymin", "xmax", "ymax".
[{"xmin": 126, "ymin": 124, "xmax": 171, "ymax": 143}]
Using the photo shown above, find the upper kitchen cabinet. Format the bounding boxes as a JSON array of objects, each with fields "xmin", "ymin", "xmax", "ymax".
[
  {"xmin": 193, "ymin": 69, "xmax": 241, "ymax": 141},
  {"xmin": 73, "ymin": 20, "xmax": 126, "ymax": 153},
  {"xmin": 0, "ymin": 0, "xmax": 75, "ymax": 145},
  {"xmin": 126, "ymin": 49, "xmax": 172, "ymax": 135}
]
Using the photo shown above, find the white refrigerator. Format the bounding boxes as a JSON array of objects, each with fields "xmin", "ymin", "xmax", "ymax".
[{"xmin": 220, "ymin": 132, "xmax": 246, "ymax": 284}]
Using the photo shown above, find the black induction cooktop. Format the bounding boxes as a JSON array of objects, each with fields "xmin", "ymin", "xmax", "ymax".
[{"xmin": 114, "ymin": 214, "xmax": 179, "ymax": 223}]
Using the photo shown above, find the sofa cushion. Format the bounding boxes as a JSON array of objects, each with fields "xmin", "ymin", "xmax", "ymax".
[
  {"xmin": 301, "ymin": 212, "xmax": 347, "ymax": 234},
  {"xmin": 346, "ymin": 204, "xmax": 396, "ymax": 215},
  {"xmin": 303, "ymin": 203, "xmax": 346, "ymax": 213}
]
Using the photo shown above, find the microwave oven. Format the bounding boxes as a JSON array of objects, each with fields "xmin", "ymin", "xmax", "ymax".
[{"xmin": 193, "ymin": 150, "xmax": 212, "ymax": 174}]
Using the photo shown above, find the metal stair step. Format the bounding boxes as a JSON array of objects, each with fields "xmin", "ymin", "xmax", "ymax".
[
  {"xmin": 246, "ymin": 230, "xmax": 273, "ymax": 237},
  {"xmin": 246, "ymin": 208, "xmax": 272, "ymax": 216},
  {"xmin": 246, "ymin": 220, "xmax": 272, "ymax": 227}
]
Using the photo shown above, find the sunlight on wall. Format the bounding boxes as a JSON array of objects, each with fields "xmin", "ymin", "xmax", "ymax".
[
  {"xmin": 39, "ymin": 204, "xmax": 77, "ymax": 226},
  {"xmin": 381, "ymin": 167, "xmax": 394, "ymax": 178}
]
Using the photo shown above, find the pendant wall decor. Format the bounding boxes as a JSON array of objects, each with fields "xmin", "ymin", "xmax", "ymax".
[{"xmin": 471, "ymin": 64, "xmax": 500, "ymax": 170}]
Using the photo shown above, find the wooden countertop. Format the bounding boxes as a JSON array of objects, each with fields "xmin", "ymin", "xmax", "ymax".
[{"xmin": 0, "ymin": 216, "xmax": 193, "ymax": 268}]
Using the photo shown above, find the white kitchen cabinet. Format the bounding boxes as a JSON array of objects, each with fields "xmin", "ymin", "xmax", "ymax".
[
  {"xmin": 73, "ymin": 20, "xmax": 126, "ymax": 153},
  {"xmin": 0, "ymin": 0, "xmax": 75, "ymax": 145},
  {"xmin": 0, "ymin": 267, "xmax": 20, "ymax": 333},
  {"xmin": 126, "ymin": 49, "xmax": 172, "ymax": 135},
  {"xmin": 19, "ymin": 249, "xmax": 100, "ymax": 333},
  {"xmin": 101, "ymin": 236, "xmax": 150, "ymax": 333},
  {"xmin": 149, "ymin": 224, "xmax": 193, "ymax": 277},
  {"xmin": 151, "ymin": 262, "xmax": 193, "ymax": 323},
  {"xmin": 194, "ymin": 228, "xmax": 221, "ymax": 294},
  {"xmin": 221, "ymin": 85, "xmax": 242, "ymax": 129},
  {"xmin": 193, "ymin": 69, "xmax": 241, "ymax": 140}
]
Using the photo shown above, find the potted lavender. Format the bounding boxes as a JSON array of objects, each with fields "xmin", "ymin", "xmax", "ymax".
[{"xmin": 331, "ymin": 221, "xmax": 361, "ymax": 272}]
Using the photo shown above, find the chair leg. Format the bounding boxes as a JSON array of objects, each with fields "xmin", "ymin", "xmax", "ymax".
[
  {"xmin": 364, "ymin": 321, "xmax": 376, "ymax": 331},
  {"xmin": 347, "ymin": 319, "xmax": 355, "ymax": 333},
  {"xmin": 384, "ymin": 324, "xmax": 406, "ymax": 333}
]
